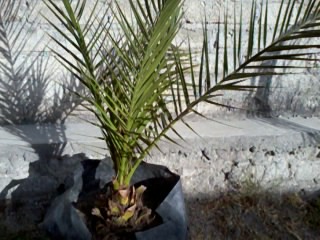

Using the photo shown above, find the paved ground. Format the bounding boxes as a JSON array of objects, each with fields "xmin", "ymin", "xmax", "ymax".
[{"xmin": 1, "ymin": 116, "xmax": 320, "ymax": 146}]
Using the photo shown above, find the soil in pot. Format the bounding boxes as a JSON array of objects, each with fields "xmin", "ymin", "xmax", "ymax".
[{"xmin": 75, "ymin": 176, "xmax": 178, "ymax": 240}]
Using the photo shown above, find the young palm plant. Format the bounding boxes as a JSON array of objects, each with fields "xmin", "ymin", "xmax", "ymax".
[{"xmin": 44, "ymin": 0, "xmax": 320, "ymax": 232}]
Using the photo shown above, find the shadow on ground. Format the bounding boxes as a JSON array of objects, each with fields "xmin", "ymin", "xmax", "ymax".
[{"xmin": 1, "ymin": 184, "xmax": 320, "ymax": 240}]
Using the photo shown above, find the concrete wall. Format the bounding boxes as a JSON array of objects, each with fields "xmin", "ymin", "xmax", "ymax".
[{"xmin": 0, "ymin": 0, "xmax": 319, "ymax": 126}]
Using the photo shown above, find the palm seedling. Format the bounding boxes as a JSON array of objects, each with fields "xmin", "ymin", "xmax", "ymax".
[{"xmin": 44, "ymin": 0, "xmax": 320, "ymax": 232}]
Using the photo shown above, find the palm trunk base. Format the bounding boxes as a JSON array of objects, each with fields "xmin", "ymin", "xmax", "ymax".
[
  {"xmin": 89, "ymin": 184, "xmax": 157, "ymax": 238},
  {"xmin": 41, "ymin": 159, "xmax": 187, "ymax": 240}
]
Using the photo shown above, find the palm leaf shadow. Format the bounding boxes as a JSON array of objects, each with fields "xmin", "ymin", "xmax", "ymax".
[{"xmin": 0, "ymin": 0, "xmax": 84, "ymax": 209}]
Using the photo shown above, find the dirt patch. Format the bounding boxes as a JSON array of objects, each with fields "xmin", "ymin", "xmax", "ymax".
[
  {"xmin": 187, "ymin": 187, "xmax": 320, "ymax": 240},
  {"xmin": 1, "ymin": 187, "xmax": 320, "ymax": 239},
  {"xmin": 0, "ymin": 198, "xmax": 50, "ymax": 240}
]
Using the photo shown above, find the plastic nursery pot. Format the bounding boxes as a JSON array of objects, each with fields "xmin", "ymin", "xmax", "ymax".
[{"xmin": 40, "ymin": 159, "xmax": 188, "ymax": 240}]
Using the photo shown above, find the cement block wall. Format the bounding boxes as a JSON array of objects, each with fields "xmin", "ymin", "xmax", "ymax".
[{"xmin": 0, "ymin": 0, "xmax": 319, "ymax": 126}]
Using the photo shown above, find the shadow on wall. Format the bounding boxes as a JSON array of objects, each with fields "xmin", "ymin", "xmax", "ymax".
[
  {"xmin": 273, "ymin": 63, "xmax": 320, "ymax": 117},
  {"xmin": 0, "ymin": 0, "xmax": 85, "ymax": 226},
  {"xmin": 245, "ymin": 59, "xmax": 274, "ymax": 118},
  {"xmin": 244, "ymin": 48, "xmax": 320, "ymax": 118}
]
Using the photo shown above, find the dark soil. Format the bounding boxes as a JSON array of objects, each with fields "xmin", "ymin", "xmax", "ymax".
[
  {"xmin": 187, "ymin": 188, "xmax": 320, "ymax": 240},
  {"xmin": 0, "ymin": 199, "xmax": 49, "ymax": 240}
]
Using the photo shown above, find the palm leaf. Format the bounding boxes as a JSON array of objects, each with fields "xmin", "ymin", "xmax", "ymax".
[
  {"xmin": 45, "ymin": 0, "xmax": 184, "ymax": 186},
  {"xmin": 138, "ymin": 0, "xmax": 320, "ymax": 166},
  {"xmin": 44, "ymin": 0, "xmax": 320, "ymax": 187}
]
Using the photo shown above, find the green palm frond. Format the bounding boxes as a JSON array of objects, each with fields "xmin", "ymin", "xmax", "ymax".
[
  {"xmin": 167, "ymin": 0, "xmax": 320, "ymax": 123},
  {"xmin": 139, "ymin": 0, "xmax": 320, "ymax": 168},
  {"xmin": 44, "ymin": 0, "xmax": 320, "ymax": 187},
  {"xmin": 45, "ymin": 0, "xmax": 184, "ymax": 186}
]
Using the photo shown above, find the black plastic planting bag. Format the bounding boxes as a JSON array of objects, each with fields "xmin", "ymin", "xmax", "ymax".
[{"xmin": 40, "ymin": 159, "xmax": 188, "ymax": 240}]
